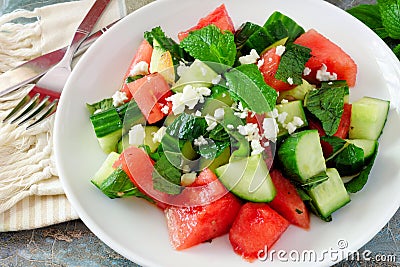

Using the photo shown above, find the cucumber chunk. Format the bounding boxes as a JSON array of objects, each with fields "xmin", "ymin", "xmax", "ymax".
[
  {"xmin": 278, "ymin": 130, "xmax": 326, "ymax": 183},
  {"xmin": 274, "ymin": 100, "xmax": 308, "ymax": 138},
  {"xmin": 349, "ymin": 96, "xmax": 390, "ymax": 140},
  {"xmin": 346, "ymin": 139, "xmax": 378, "ymax": 163},
  {"xmin": 91, "ymin": 152, "xmax": 120, "ymax": 188},
  {"xmin": 308, "ymin": 168, "xmax": 350, "ymax": 219},
  {"xmin": 171, "ymin": 59, "xmax": 219, "ymax": 92},
  {"xmin": 215, "ymin": 154, "xmax": 276, "ymax": 202},
  {"xmin": 277, "ymin": 79, "xmax": 314, "ymax": 102}
]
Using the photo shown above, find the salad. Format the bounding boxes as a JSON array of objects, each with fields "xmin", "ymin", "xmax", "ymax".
[{"xmin": 86, "ymin": 4, "xmax": 390, "ymax": 262}]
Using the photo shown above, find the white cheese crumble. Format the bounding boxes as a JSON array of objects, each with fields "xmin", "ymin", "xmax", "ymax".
[
  {"xmin": 177, "ymin": 61, "xmax": 189, "ymax": 77},
  {"xmin": 303, "ymin": 67, "xmax": 312, "ymax": 76},
  {"xmin": 257, "ymin": 58, "xmax": 265, "ymax": 69},
  {"xmin": 267, "ymin": 108, "xmax": 279, "ymax": 119},
  {"xmin": 316, "ymin": 64, "xmax": 337, "ymax": 81},
  {"xmin": 161, "ymin": 104, "xmax": 169, "ymax": 114},
  {"xmin": 129, "ymin": 61, "xmax": 149, "ymax": 76},
  {"xmin": 181, "ymin": 172, "xmax": 197, "ymax": 186},
  {"xmin": 251, "ymin": 139, "xmax": 264, "ymax": 155},
  {"xmin": 262, "ymin": 117, "xmax": 279, "ymax": 143},
  {"xmin": 165, "ymin": 85, "xmax": 211, "ymax": 115},
  {"xmin": 233, "ymin": 101, "xmax": 249, "ymax": 119},
  {"xmin": 227, "ymin": 124, "xmax": 234, "ymax": 130},
  {"xmin": 112, "ymin": 91, "xmax": 128, "ymax": 107},
  {"xmin": 182, "ymin": 165, "xmax": 191, "ymax": 173},
  {"xmin": 211, "ymin": 75, "xmax": 222, "ymax": 85},
  {"xmin": 129, "ymin": 124, "xmax": 145, "ymax": 146},
  {"xmin": 280, "ymin": 99, "xmax": 289, "ymax": 104},
  {"xmin": 277, "ymin": 111, "xmax": 288, "ymax": 125},
  {"xmin": 152, "ymin": 126, "xmax": 167, "ymax": 143},
  {"xmin": 205, "ymin": 114, "xmax": 218, "ymax": 131},
  {"xmin": 287, "ymin": 77, "xmax": 294, "ymax": 85},
  {"xmin": 237, "ymin": 123, "xmax": 260, "ymax": 141},
  {"xmin": 275, "ymin": 45, "xmax": 286, "ymax": 56},
  {"xmin": 239, "ymin": 49, "xmax": 260, "ymax": 65},
  {"xmin": 194, "ymin": 110, "xmax": 202, "ymax": 117},
  {"xmin": 193, "ymin": 135, "xmax": 208, "ymax": 146},
  {"xmin": 286, "ymin": 122, "xmax": 297, "ymax": 134},
  {"xmin": 214, "ymin": 108, "xmax": 225, "ymax": 121}
]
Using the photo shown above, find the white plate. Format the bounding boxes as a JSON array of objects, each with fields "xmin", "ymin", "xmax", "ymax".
[{"xmin": 54, "ymin": 0, "xmax": 400, "ymax": 266}]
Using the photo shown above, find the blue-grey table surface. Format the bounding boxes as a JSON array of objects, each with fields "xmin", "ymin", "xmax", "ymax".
[{"xmin": 0, "ymin": 0, "xmax": 398, "ymax": 266}]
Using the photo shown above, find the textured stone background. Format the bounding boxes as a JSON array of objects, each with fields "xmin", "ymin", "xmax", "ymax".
[{"xmin": 0, "ymin": 0, "xmax": 398, "ymax": 266}]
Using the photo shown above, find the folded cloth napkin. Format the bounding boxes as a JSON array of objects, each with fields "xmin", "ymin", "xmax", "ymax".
[{"xmin": 0, "ymin": 0, "xmax": 126, "ymax": 231}]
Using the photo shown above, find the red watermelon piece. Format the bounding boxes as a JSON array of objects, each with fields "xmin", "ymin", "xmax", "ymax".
[
  {"xmin": 268, "ymin": 169, "xmax": 310, "ymax": 229},
  {"xmin": 259, "ymin": 47, "xmax": 297, "ymax": 91},
  {"xmin": 294, "ymin": 29, "xmax": 357, "ymax": 87},
  {"xmin": 165, "ymin": 170, "xmax": 242, "ymax": 250},
  {"xmin": 178, "ymin": 4, "xmax": 235, "ymax": 41},
  {"xmin": 229, "ymin": 203, "xmax": 290, "ymax": 262}
]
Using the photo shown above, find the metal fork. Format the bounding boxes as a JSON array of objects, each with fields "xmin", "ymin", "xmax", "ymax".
[{"xmin": 2, "ymin": 0, "xmax": 112, "ymax": 129}]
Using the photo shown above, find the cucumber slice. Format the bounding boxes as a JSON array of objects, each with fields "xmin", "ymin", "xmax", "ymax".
[
  {"xmin": 275, "ymin": 100, "xmax": 308, "ymax": 138},
  {"xmin": 308, "ymin": 168, "xmax": 350, "ymax": 219},
  {"xmin": 278, "ymin": 130, "xmax": 326, "ymax": 183},
  {"xmin": 91, "ymin": 152, "xmax": 120, "ymax": 188},
  {"xmin": 215, "ymin": 154, "xmax": 276, "ymax": 202},
  {"xmin": 199, "ymin": 146, "xmax": 230, "ymax": 171},
  {"xmin": 171, "ymin": 59, "xmax": 219, "ymax": 92},
  {"xmin": 277, "ymin": 79, "xmax": 314, "ymax": 102},
  {"xmin": 349, "ymin": 96, "xmax": 390, "ymax": 140},
  {"xmin": 346, "ymin": 139, "xmax": 378, "ymax": 163},
  {"xmin": 117, "ymin": 126, "xmax": 161, "ymax": 153}
]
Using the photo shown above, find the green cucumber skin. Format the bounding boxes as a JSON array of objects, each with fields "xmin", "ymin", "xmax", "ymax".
[
  {"xmin": 91, "ymin": 152, "xmax": 120, "ymax": 187},
  {"xmin": 308, "ymin": 168, "xmax": 350, "ymax": 219},
  {"xmin": 215, "ymin": 154, "xmax": 276, "ymax": 202},
  {"xmin": 346, "ymin": 139, "xmax": 378, "ymax": 163}
]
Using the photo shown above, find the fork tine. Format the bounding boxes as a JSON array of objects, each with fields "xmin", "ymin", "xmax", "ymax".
[
  {"xmin": 17, "ymin": 96, "xmax": 51, "ymax": 126},
  {"xmin": 25, "ymin": 99, "xmax": 58, "ymax": 129},
  {"xmin": 3, "ymin": 93, "xmax": 41, "ymax": 123}
]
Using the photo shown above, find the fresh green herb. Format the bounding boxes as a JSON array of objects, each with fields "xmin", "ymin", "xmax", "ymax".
[
  {"xmin": 234, "ymin": 22, "xmax": 262, "ymax": 50},
  {"xmin": 295, "ymin": 209, "xmax": 303, "ymax": 214},
  {"xmin": 144, "ymin": 26, "xmax": 189, "ymax": 64},
  {"xmin": 321, "ymin": 136, "xmax": 347, "ymax": 159},
  {"xmin": 225, "ymin": 64, "xmax": 277, "ymax": 113},
  {"xmin": 126, "ymin": 75, "xmax": 144, "ymax": 84},
  {"xmin": 300, "ymin": 172, "xmax": 329, "ymax": 190},
  {"xmin": 348, "ymin": 1, "xmax": 400, "ymax": 59},
  {"xmin": 97, "ymin": 167, "xmax": 151, "ymax": 200},
  {"xmin": 166, "ymin": 113, "xmax": 208, "ymax": 141},
  {"xmin": 86, "ymin": 98, "xmax": 114, "ymax": 115},
  {"xmin": 275, "ymin": 43, "xmax": 311, "ymax": 85},
  {"xmin": 152, "ymin": 154, "xmax": 182, "ymax": 195},
  {"xmin": 345, "ymin": 143, "xmax": 379, "ymax": 193},
  {"xmin": 263, "ymin": 11, "xmax": 305, "ymax": 42},
  {"xmin": 180, "ymin": 25, "xmax": 237, "ymax": 67},
  {"xmin": 305, "ymin": 82, "xmax": 349, "ymax": 136},
  {"xmin": 333, "ymin": 144, "xmax": 365, "ymax": 176}
]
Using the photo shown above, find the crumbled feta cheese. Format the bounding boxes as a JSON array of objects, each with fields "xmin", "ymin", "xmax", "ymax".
[
  {"xmin": 303, "ymin": 67, "xmax": 312, "ymax": 76},
  {"xmin": 287, "ymin": 77, "xmax": 294, "ymax": 85},
  {"xmin": 181, "ymin": 172, "xmax": 197, "ymax": 186},
  {"xmin": 239, "ymin": 49, "xmax": 260, "ymax": 65},
  {"xmin": 194, "ymin": 110, "xmax": 202, "ymax": 117},
  {"xmin": 129, "ymin": 61, "xmax": 149, "ymax": 76},
  {"xmin": 251, "ymin": 139, "xmax": 264, "ymax": 155},
  {"xmin": 211, "ymin": 75, "xmax": 222, "ymax": 85},
  {"xmin": 267, "ymin": 108, "xmax": 279, "ymax": 119},
  {"xmin": 93, "ymin": 109, "xmax": 102, "ymax": 115},
  {"xmin": 237, "ymin": 123, "xmax": 260, "ymax": 141},
  {"xmin": 112, "ymin": 91, "xmax": 128, "ymax": 107},
  {"xmin": 152, "ymin": 126, "xmax": 167, "ymax": 143},
  {"xmin": 222, "ymin": 93, "xmax": 227, "ymax": 97},
  {"xmin": 165, "ymin": 85, "xmax": 211, "ymax": 115},
  {"xmin": 177, "ymin": 61, "xmax": 189, "ymax": 77},
  {"xmin": 257, "ymin": 58, "xmax": 265, "ymax": 69},
  {"xmin": 129, "ymin": 124, "xmax": 145, "ymax": 146},
  {"xmin": 214, "ymin": 108, "xmax": 225, "ymax": 121},
  {"xmin": 275, "ymin": 45, "xmax": 286, "ymax": 56},
  {"xmin": 286, "ymin": 122, "xmax": 297, "ymax": 134},
  {"xmin": 316, "ymin": 64, "xmax": 337, "ymax": 81},
  {"xmin": 234, "ymin": 101, "xmax": 249, "ymax": 119},
  {"xmin": 161, "ymin": 104, "xmax": 169, "ymax": 114},
  {"xmin": 292, "ymin": 116, "xmax": 304, "ymax": 127},
  {"xmin": 194, "ymin": 135, "xmax": 208, "ymax": 146},
  {"xmin": 262, "ymin": 117, "xmax": 279, "ymax": 143},
  {"xmin": 227, "ymin": 124, "xmax": 234, "ymax": 130},
  {"xmin": 280, "ymin": 99, "xmax": 289, "ymax": 104},
  {"xmin": 277, "ymin": 111, "xmax": 288, "ymax": 125},
  {"xmin": 205, "ymin": 114, "xmax": 218, "ymax": 131}
]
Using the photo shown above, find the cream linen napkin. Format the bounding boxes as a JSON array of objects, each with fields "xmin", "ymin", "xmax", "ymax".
[{"xmin": 0, "ymin": 0, "xmax": 126, "ymax": 231}]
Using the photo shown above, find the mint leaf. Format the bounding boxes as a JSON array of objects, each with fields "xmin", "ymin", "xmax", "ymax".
[
  {"xmin": 305, "ymin": 82, "xmax": 349, "ymax": 136},
  {"xmin": 225, "ymin": 64, "xmax": 277, "ymax": 113},
  {"xmin": 144, "ymin": 26, "xmax": 189, "ymax": 64},
  {"xmin": 166, "ymin": 113, "xmax": 207, "ymax": 141},
  {"xmin": 180, "ymin": 25, "xmax": 237, "ymax": 67},
  {"xmin": 86, "ymin": 98, "xmax": 113, "ymax": 115},
  {"xmin": 333, "ymin": 144, "xmax": 365, "ymax": 176},
  {"xmin": 152, "ymin": 154, "xmax": 182, "ymax": 195},
  {"xmin": 347, "ymin": 4, "xmax": 389, "ymax": 39},
  {"xmin": 345, "ymin": 143, "xmax": 379, "ymax": 193},
  {"xmin": 263, "ymin": 11, "xmax": 305, "ymax": 42},
  {"xmin": 378, "ymin": 0, "xmax": 400, "ymax": 39},
  {"xmin": 275, "ymin": 43, "xmax": 311, "ymax": 85},
  {"xmin": 321, "ymin": 136, "xmax": 347, "ymax": 159}
]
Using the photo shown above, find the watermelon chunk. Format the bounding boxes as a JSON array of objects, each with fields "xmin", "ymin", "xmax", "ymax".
[
  {"xmin": 165, "ymin": 171, "xmax": 242, "ymax": 250},
  {"xmin": 178, "ymin": 4, "xmax": 235, "ymax": 41},
  {"xmin": 229, "ymin": 203, "xmax": 290, "ymax": 262},
  {"xmin": 259, "ymin": 47, "xmax": 297, "ymax": 91},
  {"xmin": 294, "ymin": 29, "xmax": 357, "ymax": 87},
  {"xmin": 268, "ymin": 169, "xmax": 310, "ymax": 229}
]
